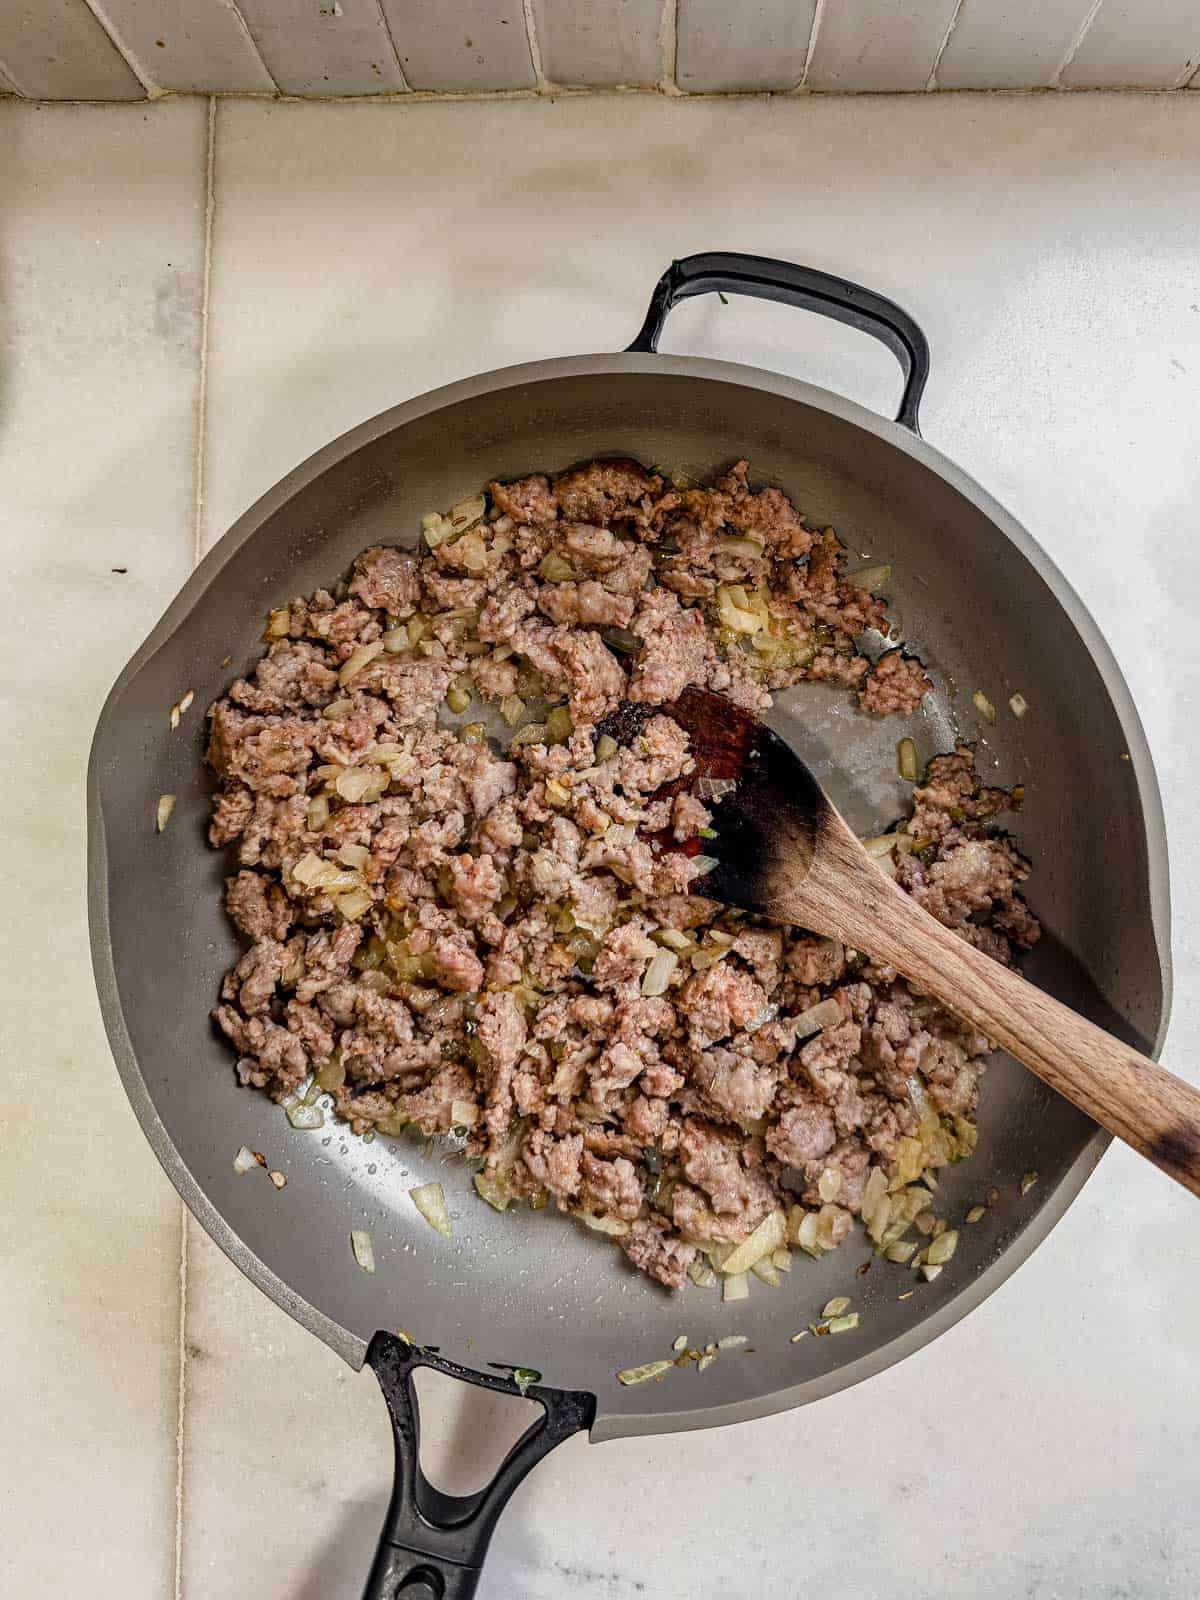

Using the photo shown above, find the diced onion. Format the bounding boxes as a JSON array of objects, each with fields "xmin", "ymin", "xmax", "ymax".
[
  {"xmin": 455, "ymin": 531, "xmax": 488, "ymax": 574},
  {"xmin": 286, "ymin": 1103, "xmax": 324, "ymax": 1130},
  {"xmin": 716, "ymin": 1210, "xmax": 786, "ymax": 1278},
  {"xmin": 409, "ymin": 1182, "xmax": 453, "ymax": 1237},
  {"xmin": 178, "ymin": 689, "xmax": 194, "ymax": 716},
  {"xmin": 336, "ymin": 767, "xmax": 383, "ymax": 803},
  {"xmin": 862, "ymin": 833, "xmax": 903, "ymax": 859},
  {"xmin": 449, "ymin": 492, "xmax": 487, "ymax": 533},
  {"xmin": 266, "ymin": 607, "xmax": 290, "ymax": 639},
  {"xmin": 714, "ymin": 536, "xmax": 765, "ymax": 557},
  {"xmin": 926, "ymin": 1229, "xmax": 958, "ymax": 1265},
  {"xmin": 382, "ymin": 625, "xmax": 409, "ymax": 654},
  {"xmin": 896, "ymin": 737, "xmax": 918, "ymax": 782},
  {"xmin": 717, "ymin": 1334, "xmax": 749, "ymax": 1349},
  {"xmin": 1021, "ymin": 1170, "xmax": 1039, "ymax": 1195},
  {"xmin": 672, "ymin": 1334, "xmax": 689, "ymax": 1353},
  {"xmin": 691, "ymin": 855, "xmax": 719, "ymax": 877},
  {"xmin": 233, "ymin": 1145, "xmax": 259, "ymax": 1174},
  {"xmin": 688, "ymin": 1257, "xmax": 717, "ymax": 1288},
  {"xmin": 827, "ymin": 1312, "xmax": 861, "ymax": 1333},
  {"xmin": 972, "ymin": 689, "xmax": 996, "ymax": 724},
  {"xmin": 333, "ymin": 888, "xmax": 373, "ymax": 920},
  {"xmin": 337, "ymin": 843, "xmax": 369, "ymax": 868},
  {"xmin": 292, "ymin": 850, "xmax": 330, "ymax": 887},
  {"xmin": 339, "ymin": 640, "xmax": 384, "ymax": 686},
  {"xmin": 1009, "ymin": 692, "xmax": 1028, "ymax": 718},
  {"xmin": 156, "ymin": 794, "xmax": 177, "ymax": 832},
  {"xmin": 595, "ymin": 734, "xmax": 618, "ymax": 763},
  {"xmin": 350, "ymin": 1229, "xmax": 376, "ymax": 1273},
  {"xmin": 822, "ymin": 1296, "xmax": 851, "ymax": 1318},
  {"xmin": 616, "ymin": 1359, "xmax": 673, "ymax": 1386},
  {"xmin": 641, "ymin": 949, "xmax": 678, "ymax": 997},
  {"xmin": 845, "ymin": 564, "xmax": 891, "ymax": 591},
  {"xmin": 817, "ymin": 1166, "xmax": 842, "ymax": 1202},
  {"xmin": 499, "ymin": 695, "xmax": 526, "ymax": 727},
  {"xmin": 322, "ymin": 697, "xmax": 354, "ymax": 720},
  {"xmin": 538, "ymin": 553, "xmax": 575, "ymax": 582},
  {"xmin": 885, "ymin": 1240, "xmax": 918, "ymax": 1263},
  {"xmin": 268, "ymin": 1170, "xmax": 287, "ymax": 1189},
  {"xmin": 307, "ymin": 795, "xmax": 330, "ymax": 830},
  {"xmin": 722, "ymin": 1272, "xmax": 749, "ymax": 1302},
  {"xmin": 450, "ymin": 1099, "xmax": 478, "ymax": 1128},
  {"xmin": 751, "ymin": 1260, "xmax": 781, "ymax": 1287},
  {"xmin": 474, "ymin": 1172, "xmax": 510, "ymax": 1212},
  {"xmin": 509, "ymin": 722, "xmax": 548, "ymax": 749},
  {"xmin": 965, "ymin": 1205, "xmax": 986, "ymax": 1224},
  {"xmin": 422, "ymin": 512, "xmax": 452, "ymax": 548},
  {"xmin": 794, "ymin": 998, "xmax": 843, "ymax": 1039},
  {"xmin": 545, "ymin": 706, "xmax": 574, "ymax": 744},
  {"xmin": 716, "ymin": 598, "xmax": 763, "ymax": 635},
  {"xmin": 446, "ymin": 687, "xmax": 472, "ymax": 714},
  {"xmin": 921, "ymin": 1262, "xmax": 943, "ymax": 1282},
  {"xmin": 578, "ymin": 1211, "xmax": 631, "ymax": 1237}
]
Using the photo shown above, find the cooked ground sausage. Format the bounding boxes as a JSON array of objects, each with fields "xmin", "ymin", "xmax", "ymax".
[{"xmin": 206, "ymin": 461, "xmax": 1035, "ymax": 1289}]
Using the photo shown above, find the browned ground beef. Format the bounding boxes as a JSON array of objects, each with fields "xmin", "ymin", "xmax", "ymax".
[{"xmin": 206, "ymin": 459, "xmax": 1037, "ymax": 1291}]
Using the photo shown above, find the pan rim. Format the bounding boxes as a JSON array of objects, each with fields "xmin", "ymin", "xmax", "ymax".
[{"xmin": 86, "ymin": 351, "xmax": 1172, "ymax": 1437}]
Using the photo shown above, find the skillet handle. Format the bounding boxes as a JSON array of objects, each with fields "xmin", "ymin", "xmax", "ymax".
[
  {"xmin": 626, "ymin": 251, "xmax": 930, "ymax": 434},
  {"xmin": 362, "ymin": 1333, "xmax": 595, "ymax": 1599}
]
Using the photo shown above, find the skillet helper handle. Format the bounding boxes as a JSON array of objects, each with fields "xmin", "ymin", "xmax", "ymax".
[
  {"xmin": 362, "ymin": 1333, "xmax": 595, "ymax": 1600},
  {"xmin": 626, "ymin": 251, "xmax": 930, "ymax": 434}
]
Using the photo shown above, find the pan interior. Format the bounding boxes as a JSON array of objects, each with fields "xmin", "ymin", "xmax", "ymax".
[{"xmin": 92, "ymin": 364, "xmax": 1166, "ymax": 1436}]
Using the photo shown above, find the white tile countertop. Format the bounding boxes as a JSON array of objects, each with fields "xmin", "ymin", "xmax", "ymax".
[{"xmin": 2, "ymin": 90, "xmax": 1198, "ymax": 1599}]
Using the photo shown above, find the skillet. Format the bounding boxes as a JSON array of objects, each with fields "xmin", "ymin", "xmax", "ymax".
[{"xmin": 88, "ymin": 253, "xmax": 1171, "ymax": 1598}]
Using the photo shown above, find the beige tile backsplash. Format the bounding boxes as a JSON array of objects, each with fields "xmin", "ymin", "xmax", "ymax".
[{"xmin": 5, "ymin": 0, "xmax": 1200, "ymax": 98}]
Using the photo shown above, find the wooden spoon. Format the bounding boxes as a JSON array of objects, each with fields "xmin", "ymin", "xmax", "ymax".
[{"xmin": 656, "ymin": 687, "xmax": 1197, "ymax": 1198}]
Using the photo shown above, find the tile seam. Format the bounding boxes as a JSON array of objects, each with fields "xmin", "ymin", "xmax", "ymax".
[
  {"xmin": 373, "ymin": 0, "xmax": 413, "ymax": 92},
  {"xmin": 79, "ymin": 0, "xmax": 157, "ymax": 95},
  {"xmin": 1054, "ymin": 0, "xmax": 1108, "ymax": 86},
  {"xmin": 225, "ymin": 0, "xmax": 282, "ymax": 94},
  {"xmin": 927, "ymin": 0, "xmax": 968, "ymax": 91},
  {"xmin": 797, "ymin": 0, "xmax": 827, "ymax": 90},
  {"xmin": 173, "ymin": 1204, "xmax": 189, "ymax": 1599},
  {"xmin": 659, "ymin": 0, "xmax": 681, "ymax": 94},
  {"xmin": 10, "ymin": 83, "xmax": 1200, "ymax": 105},
  {"xmin": 192, "ymin": 96, "xmax": 217, "ymax": 568},
  {"xmin": 522, "ymin": 0, "xmax": 549, "ymax": 91}
]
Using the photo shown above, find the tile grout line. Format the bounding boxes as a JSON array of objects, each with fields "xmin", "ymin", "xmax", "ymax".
[
  {"xmin": 797, "ymin": 0, "xmax": 827, "ymax": 90},
  {"xmin": 192, "ymin": 96, "xmax": 217, "ymax": 568},
  {"xmin": 173, "ymin": 1203, "xmax": 189, "ymax": 1600},
  {"xmin": 659, "ymin": 0, "xmax": 681, "ymax": 94},
  {"xmin": 176, "ymin": 95, "xmax": 217, "ymax": 1595},
  {"xmin": 522, "ymin": 0, "xmax": 549, "ymax": 92},
  {"xmin": 926, "ymin": 0, "xmax": 967, "ymax": 91},
  {"xmin": 1053, "ymin": 0, "xmax": 1107, "ymax": 86},
  {"xmin": 373, "ymin": 0, "xmax": 413, "ymax": 93},
  {"xmin": 79, "ymin": 0, "xmax": 159, "ymax": 95}
]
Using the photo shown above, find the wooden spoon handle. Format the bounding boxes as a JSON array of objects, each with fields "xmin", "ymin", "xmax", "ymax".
[{"xmin": 805, "ymin": 854, "xmax": 1196, "ymax": 1196}]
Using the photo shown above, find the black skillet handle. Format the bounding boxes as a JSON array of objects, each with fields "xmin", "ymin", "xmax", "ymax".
[
  {"xmin": 626, "ymin": 251, "xmax": 930, "ymax": 435},
  {"xmin": 362, "ymin": 1333, "xmax": 596, "ymax": 1599}
]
